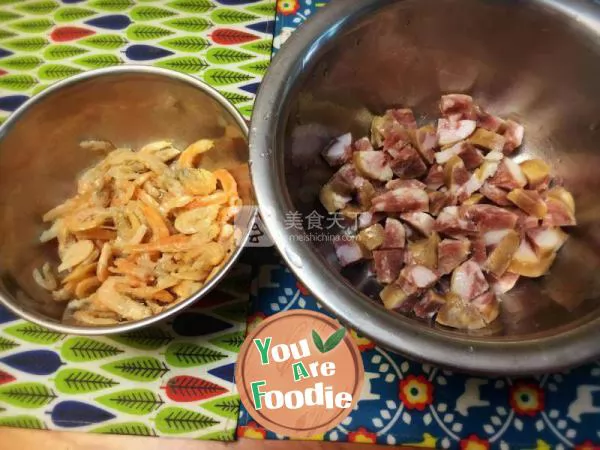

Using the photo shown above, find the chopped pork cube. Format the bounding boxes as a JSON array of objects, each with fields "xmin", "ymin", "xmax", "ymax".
[
  {"xmin": 412, "ymin": 125, "xmax": 437, "ymax": 164},
  {"xmin": 389, "ymin": 108, "xmax": 417, "ymax": 129},
  {"xmin": 332, "ymin": 163, "xmax": 367, "ymax": 191},
  {"xmin": 320, "ymin": 183, "xmax": 352, "ymax": 213},
  {"xmin": 475, "ymin": 108, "xmax": 505, "ymax": 132},
  {"xmin": 461, "ymin": 204, "xmax": 519, "ymax": 232},
  {"xmin": 480, "ymin": 182, "xmax": 510, "ymax": 206},
  {"xmin": 379, "ymin": 284, "xmax": 415, "ymax": 311},
  {"xmin": 429, "ymin": 191, "xmax": 455, "ymax": 216},
  {"xmin": 353, "ymin": 151, "xmax": 393, "ymax": 181},
  {"xmin": 333, "ymin": 239, "xmax": 366, "ymax": 267},
  {"xmin": 542, "ymin": 198, "xmax": 577, "ymax": 227},
  {"xmin": 435, "ymin": 206, "xmax": 477, "ymax": 236},
  {"xmin": 526, "ymin": 227, "xmax": 568, "ymax": 256},
  {"xmin": 451, "ymin": 259, "xmax": 489, "ymax": 300},
  {"xmin": 397, "ymin": 264, "xmax": 439, "ymax": 295},
  {"xmin": 437, "ymin": 238, "xmax": 470, "ymax": 275},
  {"xmin": 321, "ymin": 133, "xmax": 353, "ymax": 167},
  {"xmin": 401, "ymin": 212, "xmax": 435, "ymax": 237},
  {"xmin": 382, "ymin": 218, "xmax": 406, "ymax": 249},
  {"xmin": 439, "ymin": 94, "xmax": 475, "ymax": 119},
  {"xmin": 353, "ymin": 136, "xmax": 374, "ymax": 152},
  {"xmin": 371, "ymin": 188, "xmax": 429, "ymax": 213},
  {"xmin": 471, "ymin": 290, "xmax": 500, "ymax": 324},
  {"xmin": 386, "ymin": 178, "xmax": 427, "ymax": 190},
  {"xmin": 373, "ymin": 249, "xmax": 405, "ymax": 284},
  {"xmin": 413, "ymin": 290, "xmax": 446, "ymax": 319},
  {"xmin": 507, "ymin": 189, "xmax": 548, "ymax": 219},
  {"xmin": 387, "ymin": 144, "xmax": 428, "ymax": 179},
  {"xmin": 425, "ymin": 164, "xmax": 445, "ymax": 190},
  {"xmin": 469, "ymin": 128, "xmax": 506, "ymax": 153},
  {"xmin": 437, "ymin": 118, "xmax": 477, "ymax": 146},
  {"xmin": 488, "ymin": 158, "xmax": 527, "ymax": 190},
  {"xmin": 502, "ymin": 119, "xmax": 524, "ymax": 154}
]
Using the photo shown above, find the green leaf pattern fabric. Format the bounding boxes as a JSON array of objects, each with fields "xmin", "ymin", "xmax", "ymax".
[{"xmin": 0, "ymin": 264, "xmax": 252, "ymax": 439}]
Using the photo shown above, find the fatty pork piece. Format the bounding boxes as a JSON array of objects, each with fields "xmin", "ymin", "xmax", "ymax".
[
  {"xmin": 387, "ymin": 143, "xmax": 428, "ymax": 179},
  {"xmin": 371, "ymin": 187, "xmax": 429, "ymax": 213},
  {"xmin": 373, "ymin": 249, "xmax": 404, "ymax": 284},
  {"xmin": 411, "ymin": 124, "xmax": 437, "ymax": 164},
  {"xmin": 321, "ymin": 133, "xmax": 353, "ymax": 167},
  {"xmin": 371, "ymin": 109, "xmax": 416, "ymax": 149}
]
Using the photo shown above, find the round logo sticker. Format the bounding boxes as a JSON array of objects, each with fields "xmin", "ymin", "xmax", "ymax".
[{"xmin": 236, "ymin": 310, "xmax": 364, "ymax": 438}]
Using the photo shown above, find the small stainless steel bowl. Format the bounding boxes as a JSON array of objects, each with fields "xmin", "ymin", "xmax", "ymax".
[
  {"xmin": 0, "ymin": 66, "xmax": 255, "ymax": 335},
  {"xmin": 251, "ymin": 0, "xmax": 600, "ymax": 374}
]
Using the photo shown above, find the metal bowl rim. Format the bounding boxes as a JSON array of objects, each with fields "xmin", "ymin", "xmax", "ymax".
[
  {"xmin": 249, "ymin": 0, "xmax": 600, "ymax": 374},
  {"xmin": 0, "ymin": 65, "xmax": 256, "ymax": 335}
]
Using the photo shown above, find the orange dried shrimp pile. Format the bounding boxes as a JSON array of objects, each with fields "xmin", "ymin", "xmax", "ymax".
[{"xmin": 33, "ymin": 139, "xmax": 241, "ymax": 326}]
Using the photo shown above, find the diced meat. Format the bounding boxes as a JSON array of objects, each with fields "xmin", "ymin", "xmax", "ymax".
[
  {"xmin": 397, "ymin": 264, "xmax": 439, "ymax": 295},
  {"xmin": 469, "ymin": 128, "xmax": 506, "ymax": 153},
  {"xmin": 470, "ymin": 291, "xmax": 500, "ymax": 323},
  {"xmin": 371, "ymin": 188, "xmax": 429, "ymax": 213},
  {"xmin": 461, "ymin": 204, "xmax": 519, "ymax": 232},
  {"xmin": 490, "ymin": 272, "xmax": 520, "ymax": 295},
  {"xmin": 483, "ymin": 229, "xmax": 512, "ymax": 246},
  {"xmin": 459, "ymin": 145, "xmax": 484, "ymax": 170},
  {"xmin": 458, "ymin": 160, "xmax": 501, "ymax": 199},
  {"xmin": 542, "ymin": 198, "xmax": 577, "ymax": 227},
  {"xmin": 502, "ymin": 119, "xmax": 524, "ymax": 154},
  {"xmin": 373, "ymin": 249, "xmax": 405, "ymax": 284},
  {"xmin": 475, "ymin": 107, "xmax": 505, "ymax": 132},
  {"xmin": 483, "ymin": 230, "xmax": 520, "ymax": 277},
  {"xmin": 429, "ymin": 191, "xmax": 455, "ymax": 216},
  {"xmin": 444, "ymin": 155, "xmax": 471, "ymax": 191},
  {"xmin": 353, "ymin": 151, "xmax": 393, "ymax": 181},
  {"xmin": 471, "ymin": 237, "xmax": 487, "ymax": 265},
  {"xmin": 435, "ymin": 206, "xmax": 477, "ymax": 236},
  {"xmin": 451, "ymin": 259, "xmax": 489, "ymax": 300},
  {"xmin": 320, "ymin": 183, "xmax": 352, "ymax": 213},
  {"xmin": 333, "ymin": 239, "xmax": 366, "ymax": 267},
  {"xmin": 332, "ymin": 163, "xmax": 367, "ymax": 191},
  {"xmin": 357, "ymin": 223, "xmax": 385, "ymax": 250},
  {"xmin": 321, "ymin": 133, "xmax": 353, "ymax": 166},
  {"xmin": 435, "ymin": 141, "xmax": 469, "ymax": 164},
  {"xmin": 382, "ymin": 218, "xmax": 406, "ymax": 249},
  {"xmin": 480, "ymin": 182, "xmax": 510, "ymax": 206},
  {"xmin": 435, "ymin": 141, "xmax": 482, "ymax": 170},
  {"xmin": 488, "ymin": 158, "xmax": 527, "ymax": 190},
  {"xmin": 386, "ymin": 179, "xmax": 426, "ymax": 190},
  {"xmin": 389, "ymin": 108, "xmax": 417, "ymax": 130},
  {"xmin": 379, "ymin": 284, "xmax": 414, "ymax": 311},
  {"xmin": 387, "ymin": 144, "xmax": 427, "ymax": 179},
  {"xmin": 357, "ymin": 212, "xmax": 384, "ymax": 230},
  {"xmin": 520, "ymin": 159, "xmax": 550, "ymax": 190},
  {"xmin": 512, "ymin": 239, "xmax": 538, "ymax": 264},
  {"xmin": 413, "ymin": 290, "xmax": 446, "ymax": 319},
  {"xmin": 353, "ymin": 136, "xmax": 374, "ymax": 152},
  {"xmin": 401, "ymin": 212, "xmax": 435, "ymax": 237},
  {"xmin": 437, "ymin": 118, "xmax": 477, "ymax": 146},
  {"xmin": 425, "ymin": 164, "xmax": 445, "ymax": 190},
  {"xmin": 439, "ymin": 94, "xmax": 475, "ymax": 119},
  {"xmin": 526, "ymin": 227, "xmax": 568, "ymax": 255},
  {"xmin": 507, "ymin": 189, "xmax": 547, "ymax": 219},
  {"xmin": 436, "ymin": 293, "xmax": 487, "ymax": 330},
  {"xmin": 404, "ymin": 232, "xmax": 439, "ymax": 269},
  {"xmin": 357, "ymin": 180, "xmax": 376, "ymax": 208},
  {"xmin": 412, "ymin": 125, "xmax": 437, "ymax": 164},
  {"xmin": 437, "ymin": 238, "xmax": 470, "ymax": 275},
  {"xmin": 512, "ymin": 209, "xmax": 540, "ymax": 230}
]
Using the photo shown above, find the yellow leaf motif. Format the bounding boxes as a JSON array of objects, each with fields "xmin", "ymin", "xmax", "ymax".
[{"xmin": 405, "ymin": 433, "xmax": 438, "ymax": 448}]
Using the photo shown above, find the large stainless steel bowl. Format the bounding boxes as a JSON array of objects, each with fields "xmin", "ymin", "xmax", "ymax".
[
  {"xmin": 250, "ymin": 0, "xmax": 600, "ymax": 374},
  {"xmin": 0, "ymin": 66, "xmax": 255, "ymax": 335}
]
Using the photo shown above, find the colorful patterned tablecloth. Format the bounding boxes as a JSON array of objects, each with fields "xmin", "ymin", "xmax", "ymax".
[
  {"xmin": 0, "ymin": 0, "xmax": 276, "ymax": 440},
  {"xmin": 237, "ymin": 1, "xmax": 600, "ymax": 449}
]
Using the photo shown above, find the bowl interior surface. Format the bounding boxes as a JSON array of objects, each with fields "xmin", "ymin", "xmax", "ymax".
[
  {"xmin": 0, "ymin": 68, "xmax": 253, "ymax": 332},
  {"xmin": 252, "ymin": 0, "xmax": 600, "ymax": 372}
]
